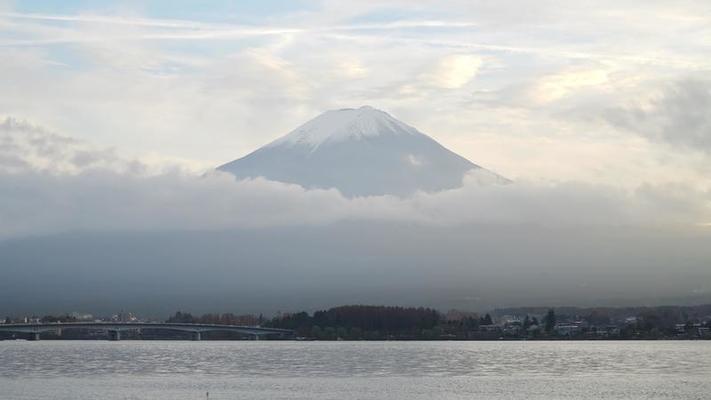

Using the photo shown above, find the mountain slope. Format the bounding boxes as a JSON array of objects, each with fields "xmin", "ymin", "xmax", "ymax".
[{"xmin": 218, "ymin": 106, "xmax": 506, "ymax": 197}]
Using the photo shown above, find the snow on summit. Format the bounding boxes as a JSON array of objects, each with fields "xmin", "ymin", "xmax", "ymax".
[
  {"xmin": 219, "ymin": 106, "xmax": 507, "ymax": 197},
  {"xmin": 269, "ymin": 106, "xmax": 419, "ymax": 149}
]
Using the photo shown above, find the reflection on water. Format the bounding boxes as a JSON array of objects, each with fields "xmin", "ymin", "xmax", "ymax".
[{"xmin": 1, "ymin": 341, "xmax": 709, "ymax": 399}]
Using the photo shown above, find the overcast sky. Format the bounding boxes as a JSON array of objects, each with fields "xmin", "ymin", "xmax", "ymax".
[{"xmin": 1, "ymin": 0, "xmax": 710, "ymax": 185}]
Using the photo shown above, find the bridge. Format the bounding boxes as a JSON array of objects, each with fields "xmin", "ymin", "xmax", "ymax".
[{"xmin": 0, "ymin": 322, "xmax": 293, "ymax": 341}]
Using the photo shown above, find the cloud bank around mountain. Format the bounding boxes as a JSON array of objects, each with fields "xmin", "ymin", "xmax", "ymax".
[{"xmin": 1, "ymin": 117, "xmax": 709, "ymax": 241}]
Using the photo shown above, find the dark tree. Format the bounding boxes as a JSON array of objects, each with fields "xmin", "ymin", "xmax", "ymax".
[
  {"xmin": 544, "ymin": 309, "xmax": 556, "ymax": 333},
  {"xmin": 267, "ymin": 305, "xmax": 441, "ymax": 340},
  {"xmin": 40, "ymin": 314, "xmax": 77, "ymax": 323},
  {"xmin": 522, "ymin": 315, "xmax": 531, "ymax": 330},
  {"xmin": 586, "ymin": 310, "xmax": 611, "ymax": 326},
  {"xmin": 166, "ymin": 311, "xmax": 195, "ymax": 323}
]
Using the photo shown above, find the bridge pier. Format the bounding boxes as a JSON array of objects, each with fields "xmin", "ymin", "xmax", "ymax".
[
  {"xmin": 108, "ymin": 330, "xmax": 121, "ymax": 341},
  {"xmin": 192, "ymin": 331, "xmax": 201, "ymax": 341},
  {"xmin": 29, "ymin": 332, "xmax": 41, "ymax": 341}
]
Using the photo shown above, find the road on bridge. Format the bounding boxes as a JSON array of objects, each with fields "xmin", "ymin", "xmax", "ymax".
[{"xmin": 0, "ymin": 322, "xmax": 293, "ymax": 341}]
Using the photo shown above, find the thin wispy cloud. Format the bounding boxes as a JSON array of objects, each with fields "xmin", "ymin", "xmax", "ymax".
[
  {"xmin": 1, "ymin": 10, "xmax": 699, "ymax": 70},
  {"xmin": 1, "ymin": 2, "xmax": 709, "ymax": 198},
  {"xmin": 0, "ymin": 12, "xmax": 485, "ymax": 46}
]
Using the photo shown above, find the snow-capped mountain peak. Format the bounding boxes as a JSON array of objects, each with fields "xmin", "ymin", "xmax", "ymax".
[
  {"xmin": 269, "ymin": 105, "xmax": 419, "ymax": 150},
  {"xmin": 219, "ymin": 106, "xmax": 508, "ymax": 197}
]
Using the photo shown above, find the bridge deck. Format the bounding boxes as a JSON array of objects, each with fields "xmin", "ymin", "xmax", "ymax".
[{"xmin": 0, "ymin": 322, "xmax": 293, "ymax": 339}]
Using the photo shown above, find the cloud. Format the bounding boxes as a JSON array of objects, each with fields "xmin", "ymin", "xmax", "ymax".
[
  {"xmin": 530, "ymin": 67, "xmax": 610, "ymax": 104},
  {"xmin": 0, "ymin": 117, "xmax": 140, "ymax": 174},
  {"xmin": 0, "ymin": 12, "xmax": 484, "ymax": 47},
  {"xmin": 1, "ymin": 2, "xmax": 711, "ymax": 211},
  {"xmin": 424, "ymin": 54, "xmax": 482, "ymax": 89},
  {"xmin": 605, "ymin": 77, "xmax": 711, "ymax": 152},
  {"xmin": 0, "ymin": 117, "xmax": 708, "ymax": 241}
]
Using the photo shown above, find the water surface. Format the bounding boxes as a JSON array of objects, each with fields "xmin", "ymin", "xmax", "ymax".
[{"xmin": 1, "ymin": 341, "xmax": 709, "ymax": 399}]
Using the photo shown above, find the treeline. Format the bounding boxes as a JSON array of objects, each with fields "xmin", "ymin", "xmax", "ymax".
[
  {"xmin": 265, "ymin": 304, "xmax": 711, "ymax": 340},
  {"xmin": 8, "ymin": 303, "xmax": 710, "ymax": 341},
  {"xmin": 40, "ymin": 314, "xmax": 78, "ymax": 323},
  {"xmin": 166, "ymin": 311, "xmax": 263, "ymax": 326},
  {"xmin": 495, "ymin": 304, "xmax": 711, "ymax": 339},
  {"xmin": 3, "ymin": 314, "xmax": 78, "ymax": 324},
  {"xmin": 265, "ymin": 305, "xmax": 494, "ymax": 340},
  {"xmin": 267, "ymin": 305, "xmax": 439, "ymax": 340},
  {"xmin": 494, "ymin": 304, "xmax": 711, "ymax": 324},
  {"xmin": 618, "ymin": 310, "xmax": 711, "ymax": 339}
]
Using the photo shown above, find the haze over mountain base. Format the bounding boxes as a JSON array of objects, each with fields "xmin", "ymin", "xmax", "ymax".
[{"xmin": 2, "ymin": 222, "xmax": 709, "ymax": 317}]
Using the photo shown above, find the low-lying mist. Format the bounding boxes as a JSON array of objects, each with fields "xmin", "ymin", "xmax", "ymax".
[{"xmin": 1, "ymin": 222, "xmax": 709, "ymax": 316}]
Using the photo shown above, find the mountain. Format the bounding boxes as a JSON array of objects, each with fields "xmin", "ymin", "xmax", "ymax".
[{"xmin": 218, "ymin": 106, "xmax": 507, "ymax": 197}]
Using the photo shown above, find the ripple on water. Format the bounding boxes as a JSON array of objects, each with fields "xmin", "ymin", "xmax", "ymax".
[{"xmin": 1, "ymin": 341, "xmax": 710, "ymax": 399}]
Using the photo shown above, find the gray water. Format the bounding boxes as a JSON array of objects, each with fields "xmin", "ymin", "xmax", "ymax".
[{"xmin": 1, "ymin": 341, "xmax": 710, "ymax": 399}]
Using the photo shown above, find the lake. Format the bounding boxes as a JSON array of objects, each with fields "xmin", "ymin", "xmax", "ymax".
[{"xmin": 1, "ymin": 341, "xmax": 709, "ymax": 399}]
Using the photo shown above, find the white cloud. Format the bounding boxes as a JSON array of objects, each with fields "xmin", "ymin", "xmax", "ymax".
[
  {"xmin": 1, "ymin": 1, "xmax": 710, "ymax": 193},
  {"xmin": 1, "ymin": 162, "xmax": 708, "ymax": 241},
  {"xmin": 530, "ymin": 67, "xmax": 610, "ymax": 104},
  {"xmin": 424, "ymin": 54, "xmax": 483, "ymax": 89},
  {"xmin": 0, "ymin": 118, "xmax": 709, "ymax": 240}
]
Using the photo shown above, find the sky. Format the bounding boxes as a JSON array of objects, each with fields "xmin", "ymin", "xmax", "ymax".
[
  {"xmin": 1, "ymin": 1, "xmax": 710, "ymax": 313},
  {"xmin": 1, "ymin": 0, "xmax": 710, "ymax": 185}
]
